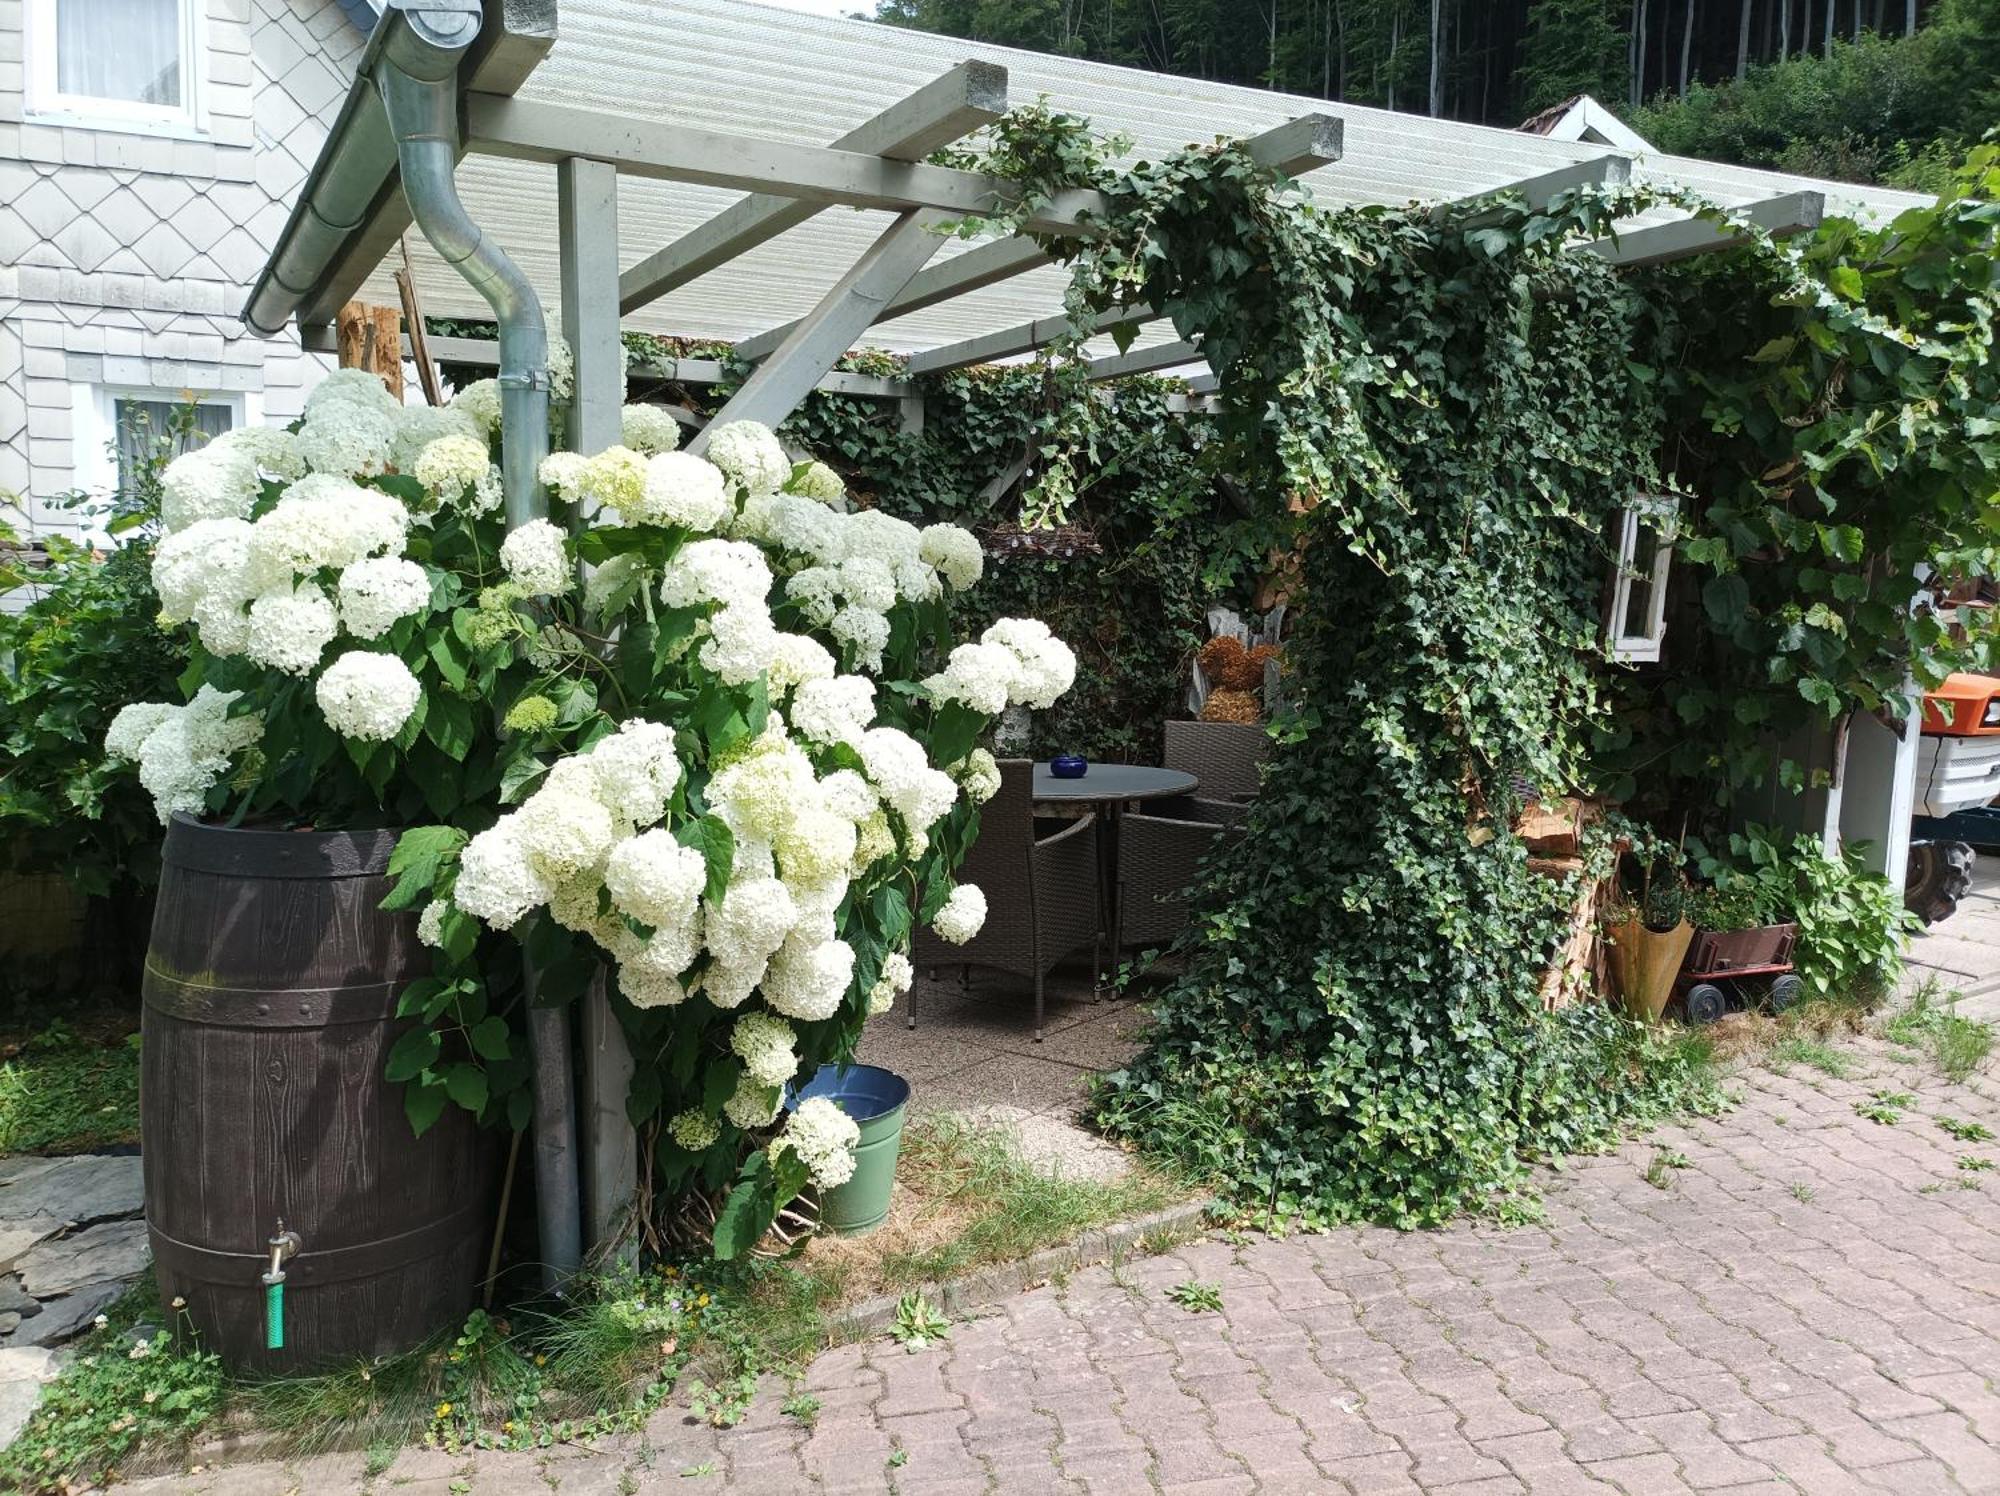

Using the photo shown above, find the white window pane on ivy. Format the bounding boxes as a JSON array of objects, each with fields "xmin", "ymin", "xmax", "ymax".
[
  {"xmin": 1606, "ymin": 495, "xmax": 1677, "ymax": 664},
  {"xmin": 54, "ymin": 0, "xmax": 184, "ymax": 107},
  {"xmin": 113, "ymin": 397, "xmax": 232, "ymax": 497}
]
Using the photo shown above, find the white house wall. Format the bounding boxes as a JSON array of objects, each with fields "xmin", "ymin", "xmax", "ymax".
[{"xmin": 0, "ymin": 0, "xmax": 362, "ymax": 544}]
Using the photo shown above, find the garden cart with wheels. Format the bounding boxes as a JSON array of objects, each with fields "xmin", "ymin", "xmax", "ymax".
[
  {"xmin": 1906, "ymin": 672, "xmax": 2000, "ymax": 925},
  {"xmin": 1674, "ymin": 923, "xmax": 1804, "ymax": 1025}
]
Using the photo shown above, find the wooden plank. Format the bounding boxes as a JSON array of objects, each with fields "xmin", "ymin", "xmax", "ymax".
[
  {"xmin": 689, "ymin": 209, "xmax": 952, "ymax": 446},
  {"xmin": 1585, "ymin": 191, "xmax": 1826, "ymax": 266},
  {"xmin": 904, "ymin": 303, "xmax": 1156, "ymax": 377},
  {"xmin": 1085, "ymin": 338, "xmax": 1204, "ymax": 382},
  {"xmin": 733, "ymin": 114, "xmax": 1344, "ymax": 364},
  {"xmin": 467, "ymin": 95, "xmax": 1111, "ymax": 235},
  {"xmin": 618, "ymin": 60, "xmax": 1007, "ymax": 314},
  {"xmin": 1450, "ymin": 154, "xmax": 1632, "ymax": 222}
]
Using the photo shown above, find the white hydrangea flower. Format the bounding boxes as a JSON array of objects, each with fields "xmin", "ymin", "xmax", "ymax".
[
  {"xmin": 707, "ymin": 731, "xmax": 818, "ymax": 842},
  {"xmin": 389, "ymin": 404, "xmax": 483, "ymax": 474},
  {"xmin": 737, "ymin": 490, "xmax": 842, "ymax": 562},
  {"xmin": 104, "ymin": 702, "xmax": 177, "ymax": 761},
  {"xmin": 857, "ymin": 727, "xmax": 956, "ymax": 833},
  {"xmin": 192, "ymin": 596, "xmax": 253, "ymax": 658},
  {"xmin": 618, "ymin": 920, "xmax": 704, "ymax": 1007},
  {"xmin": 160, "ymin": 444, "xmax": 260, "ymax": 533},
  {"xmin": 554, "ymin": 447, "xmax": 649, "ymax": 517},
  {"xmin": 246, "ymin": 583, "xmax": 339, "ymax": 676},
  {"xmin": 453, "ymin": 823, "xmax": 554, "ymax": 930},
  {"xmin": 923, "ymin": 641, "xmax": 1017, "ymax": 716},
  {"xmin": 450, "ymin": 378, "xmax": 502, "ymax": 436},
  {"xmin": 983, "ymin": 617, "xmax": 1078, "ymax": 709},
  {"xmin": 950, "ymin": 748, "xmax": 1003, "ymax": 805},
  {"xmin": 852, "ymin": 808, "xmax": 898, "ymax": 875},
  {"xmin": 762, "ymin": 932, "xmax": 855, "ymax": 1022},
  {"xmin": 817, "ymin": 769, "xmax": 878, "ymax": 824},
  {"xmin": 306, "ymin": 367, "xmax": 403, "ymax": 418},
  {"xmin": 580, "ymin": 719, "xmax": 682, "ymax": 828},
  {"xmin": 895, "ymin": 557, "xmax": 942, "ymax": 605},
  {"xmin": 839, "ymin": 509, "xmax": 925, "ymax": 575},
  {"xmin": 659, "ymin": 538, "xmax": 771, "ymax": 611},
  {"xmin": 837, "ymin": 556, "xmax": 897, "ymax": 614},
  {"xmin": 731, "ymin": 1011, "xmax": 799, "ymax": 1089},
  {"xmin": 765, "ymin": 633, "xmax": 836, "ymax": 698},
  {"xmin": 250, "ymin": 477, "xmax": 408, "ymax": 582},
  {"xmin": 295, "ymin": 401, "xmax": 396, "ymax": 478},
  {"xmin": 789, "ymin": 460, "xmax": 845, "ymax": 503},
  {"xmin": 932, "ymin": 883, "xmax": 988, "ymax": 944},
  {"xmin": 315, "ymin": 651, "xmax": 421, "ymax": 741},
  {"xmin": 868, "ymin": 951, "xmax": 913, "ymax": 1016},
  {"xmin": 514, "ymin": 772, "xmax": 620, "ymax": 882},
  {"xmin": 213, "ymin": 425, "xmax": 307, "ymax": 482},
  {"xmin": 775, "ymin": 1096, "xmax": 860, "ymax": 1189},
  {"xmin": 152, "ymin": 517, "xmax": 256, "ymax": 625},
  {"xmin": 698, "ymin": 604, "xmax": 781, "ymax": 687},
  {"xmin": 418, "ymin": 899, "xmax": 449, "ymax": 949},
  {"xmin": 621, "ymin": 403, "xmax": 682, "ymax": 456},
  {"xmin": 830, "ymin": 605, "xmax": 891, "ymax": 673},
  {"xmin": 724, "ymin": 1076, "xmax": 783, "ymax": 1131},
  {"xmin": 603, "ymin": 830, "xmax": 706, "ymax": 930},
  {"xmin": 500, "ymin": 518, "xmax": 572, "ymax": 596},
  {"xmin": 548, "ymin": 336, "xmax": 576, "ymax": 404},
  {"xmin": 414, "ymin": 434, "xmax": 502, "ymax": 514},
  {"xmin": 790, "ymin": 675, "xmax": 876, "ymax": 747},
  {"xmin": 919, "ymin": 523, "xmax": 984, "ymax": 590},
  {"xmin": 669, "ymin": 1109, "xmax": 719, "ymax": 1152},
  {"xmin": 132, "ymin": 685, "xmax": 261, "ymax": 824},
  {"xmin": 539, "ymin": 451, "xmax": 589, "ymax": 498},
  {"xmin": 703, "ymin": 420, "xmax": 792, "ymax": 494},
  {"xmin": 337, "ymin": 556, "xmax": 432, "ymax": 639},
  {"xmin": 619, "ymin": 959, "xmax": 687, "ymax": 1010},
  {"xmin": 775, "ymin": 807, "xmax": 858, "ymax": 891},
  {"xmin": 703, "ymin": 874, "xmax": 797, "ymax": 975},
  {"xmin": 625, "ymin": 451, "xmax": 731, "ymax": 532},
  {"xmin": 784, "ymin": 566, "xmax": 841, "ymax": 627}
]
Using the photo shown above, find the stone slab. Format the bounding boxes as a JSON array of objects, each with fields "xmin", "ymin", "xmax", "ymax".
[
  {"xmin": 0, "ymin": 1154, "xmax": 143, "ymax": 1229},
  {"xmin": 0, "ymin": 1277, "xmax": 39, "ymax": 1318},
  {"xmin": 0, "ymin": 1345, "xmax": 66, "ymax": 1452},
  {"xmin": 6, "ymin": 1279, "xmax": 121, "ymax": 1347},
  {"xmin": 0, "ymin": 1217, "xmax": 63, "ymax": 1274},
  {"xmin": 17, "ymin": 1219, "xmax": 150, "ymax": 1298}
]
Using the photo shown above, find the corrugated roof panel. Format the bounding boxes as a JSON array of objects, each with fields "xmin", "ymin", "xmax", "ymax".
[{"xmin": 359, "ymin": 0, "xmax": 1931, "ymax": 354}]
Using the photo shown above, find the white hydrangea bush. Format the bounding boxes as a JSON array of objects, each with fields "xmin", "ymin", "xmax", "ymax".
[{"xmin": 103, "ymin": 365, "xmax": 1076, "ymax": 1250}]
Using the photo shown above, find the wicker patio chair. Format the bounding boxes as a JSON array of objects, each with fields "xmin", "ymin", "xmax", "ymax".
[
  {"xmin": 1117, "ymin": 809, "xmax": 1239, "ymax": 951},
  {"xmin": 911, "ymin": 759, "xmax": 1101, "ymax": 1042},
  {"xmin": 1163, "ymin": 720, "xmax": 1268, "ymax": 825}
]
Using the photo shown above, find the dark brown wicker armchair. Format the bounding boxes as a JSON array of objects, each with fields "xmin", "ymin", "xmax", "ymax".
[
  {"xmin": 1163, "ymin": 720, "xmax": 1268, "ymax": 826},
  {"xmin": 1118, "ymin": 810, "xmax": 1240, "ymax": 951},
  {"xmin": 911, "ymin": 759, "xmax": 1100, "ymax": 1042}
]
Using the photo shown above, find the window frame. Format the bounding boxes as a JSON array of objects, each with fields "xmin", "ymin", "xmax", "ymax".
[
  {"xmin": 1605, "ymin": 493, "xmax": 1679, "ymax": 665},
  {"xmin": 69, "ymin": 383, "xmax": 251, "ymax": 538},
  {"xmin": 23, "ymin": 0, "xmax": 209, "ymax": 135}
]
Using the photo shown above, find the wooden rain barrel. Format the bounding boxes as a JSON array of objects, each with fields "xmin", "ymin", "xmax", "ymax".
[{"xmin": 142, "ymin": 815, "xmax": 497, "ymax": 1371}]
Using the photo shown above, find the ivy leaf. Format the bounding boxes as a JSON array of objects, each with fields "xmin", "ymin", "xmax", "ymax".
[
  {"xmin": 676, "ymin": 815, "xmax": 737, "ymax": 905},
  {"xmin": 385, "ymin": 1026, "xmax": 441, "ymax": 1083}
]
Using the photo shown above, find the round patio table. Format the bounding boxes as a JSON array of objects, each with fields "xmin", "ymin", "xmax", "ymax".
[{"xmin": 1031, "ymin": 763, "xmax": 1199, "ymax": 956}]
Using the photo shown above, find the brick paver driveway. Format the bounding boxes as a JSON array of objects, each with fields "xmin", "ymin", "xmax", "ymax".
[{"xmin": 126, "ymin": 1035, "xmax": 1999, "ymax": 1495}]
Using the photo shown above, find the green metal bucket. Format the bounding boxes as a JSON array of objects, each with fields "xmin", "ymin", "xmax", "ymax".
[{"xmin": 790, "ymin": 1063, "xmax": 909, "ymax": 1237}]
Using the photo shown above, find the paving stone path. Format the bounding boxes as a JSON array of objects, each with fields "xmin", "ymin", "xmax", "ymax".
[{"xmin": 110, "ymin": 1031, "xmax": 1999, "ymax": 1495}]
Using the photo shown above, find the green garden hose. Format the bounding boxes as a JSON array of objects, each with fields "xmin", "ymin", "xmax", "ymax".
[{"xmin": 265, "ymin": 1278, "xmax": 284, "ymax": 1350}]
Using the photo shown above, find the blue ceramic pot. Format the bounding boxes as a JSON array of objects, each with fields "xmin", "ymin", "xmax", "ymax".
[{"xmin": 1050, "ymin": 754, "xmax": 1089, "ymax": 779}]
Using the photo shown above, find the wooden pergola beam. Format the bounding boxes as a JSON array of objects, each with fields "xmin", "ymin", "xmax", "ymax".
[
  {"xmin": 1085, "ymin": 338, "xmax": 1204, "ymax": 381},
  {"xmin": 732, "ymin": 114, "xmax": 1345, "ymax": 364},
  {"xmin": 1585, "ymin": 190, "xmax": 1826, "ymax": 266},
  {"xmin": 466, "ymin": 95, "xmax": 1110, "ymax": 235},
  {"xmin": 1450, "ymin": 153, "xmax": 1632, "ymax": 222},
  {"xmin": 617, "ymin": 61, "xmax": 1008, "ymax": 316}
]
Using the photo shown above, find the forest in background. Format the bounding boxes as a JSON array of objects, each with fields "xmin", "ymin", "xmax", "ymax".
[{"xmin": 870, "ymin": 0, "xmax": 2000, "ymax": 187}]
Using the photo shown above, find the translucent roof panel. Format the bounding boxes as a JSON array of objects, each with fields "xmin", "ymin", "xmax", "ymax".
[{"xmin": 358, "ymin": 0, "xmax": 1931, "ymax": 355}]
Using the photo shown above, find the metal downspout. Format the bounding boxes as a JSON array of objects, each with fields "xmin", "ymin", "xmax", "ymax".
[{"xmin": 375, "ymin": 32, "xmax": 580, "ymax": 1292}]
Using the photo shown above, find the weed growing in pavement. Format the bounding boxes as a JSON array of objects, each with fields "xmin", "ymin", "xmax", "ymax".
[
  {"xmin": 1884, "ymin": 979, "xmax": 1994, "ymax": 1082},
  {"xmin": 888, "ymin": 1444, "xmax": 909, "ymax": 1469},
  {"xmin": 687, "ymin": 1373, "xmax": 756, "ymax": 1429},
  {"xmin": 1788, "ymin": 1182, "xmax": 1815, "ymax": 1202},
  {"xmin": 781, "ymin": 1390, "xmax": 822, "ymax": 1427},
  {"xmin": 1768, "ymin": 1037, "xmax": 1852, "ymax": 1079},
  {"xmin": 1937, "ymin": 1116, "xmax": 1995, "ymax": 1143},
  {"xmin": 680, "ymin": 1464, "xmax": 716, "ymax": 1479},
  {"xmin": 1958, "ymin": 1156, "xmax": 1995, "ymax": 1172},
  {"xmin": 1166, "ymin": 1280, "xmax": 1225, "ymax": 1313},
  {"xmin": 1855, "ymin": 1090, "xmax": 1915, "ymax": 1124},
  {"xmin": 1919, "ymin": 1181, "xmax": 1945, "ymax": 1194},
  {"xmin": 1491, "ymin": 1191, "xmax": 1547, "ymax": 1226},
  {"xmin": 889, "ymin": 1292, "xmax": 951, "ymax": 1352}
]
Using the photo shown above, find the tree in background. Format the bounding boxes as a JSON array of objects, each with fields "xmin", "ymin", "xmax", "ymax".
[{"xmin": 872, "ymin": 0, "xmax": 1973, "ymax": 184}]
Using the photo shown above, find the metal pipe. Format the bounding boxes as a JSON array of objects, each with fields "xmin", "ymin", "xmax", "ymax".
[{"xmin": 375, "ymin": 14, "xmax": 577, "ymax": 1293}]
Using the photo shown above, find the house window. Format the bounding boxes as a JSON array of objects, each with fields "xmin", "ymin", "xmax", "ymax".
[
  {"xmin": 69, "ymin": 386, "xmax": 245, "ymax": 533},
  {"xmin": 1606, "ymin": 493, "xmax": 1678, "ymax": 664},
  {"xmin": 25, "ymin": 0, "xmax": 203, "ymax": 129}
]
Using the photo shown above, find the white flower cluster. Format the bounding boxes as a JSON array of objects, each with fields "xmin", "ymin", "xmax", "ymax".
[
  {"xmin": 314, "ymin": 651, "xmax": 422, "ymax": 742},
  {"xmin": 932, "ymin": 883, "xmax": 988, "ymax": 945},
  {"xmin": 103, "ymin": 685, "xmax": 263, "ymax": 823},
  {"xmin": 621, "ymin": 404, "xmax": 682, "ymax": 456},
  {"xmin": 774, "ymin": 1096, "xmax": 860, "ymax": 1189},
  {"xmin": 704, "ymin": 421, "xmax": 793, "ymax": 495},
  {"xmin": 500, "ymin": 518, "xmax": 572, "ymax": 596},
  {"xmin": 868, "ymin": 951, "xmax": 914, "ymax": 1016},
  {"xmin": 731, "ymin": 1011, "xmax": 799, "ymax": 1089}
]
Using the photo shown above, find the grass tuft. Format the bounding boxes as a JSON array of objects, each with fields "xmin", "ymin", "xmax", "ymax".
[
  {"xmin": 1884, "ymin": 979, "xmax": 1994, "ymax": 1083},
  {"xmin": 0, "ymin": 1019, "xmax": 141, "ymax": 1154}
]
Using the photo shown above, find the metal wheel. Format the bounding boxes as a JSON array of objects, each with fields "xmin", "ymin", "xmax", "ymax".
[
  {"xmin": 1685, "ymin": 982, "xmax": 1729, "ymax": 1026},
  {"xmin": 1767, "ymin": 974, "xmax": 1805, "ymax": 1014},
  {"xmin": 1905, "ymin": 841, "xmax": 1976, "ymax": 926}
]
